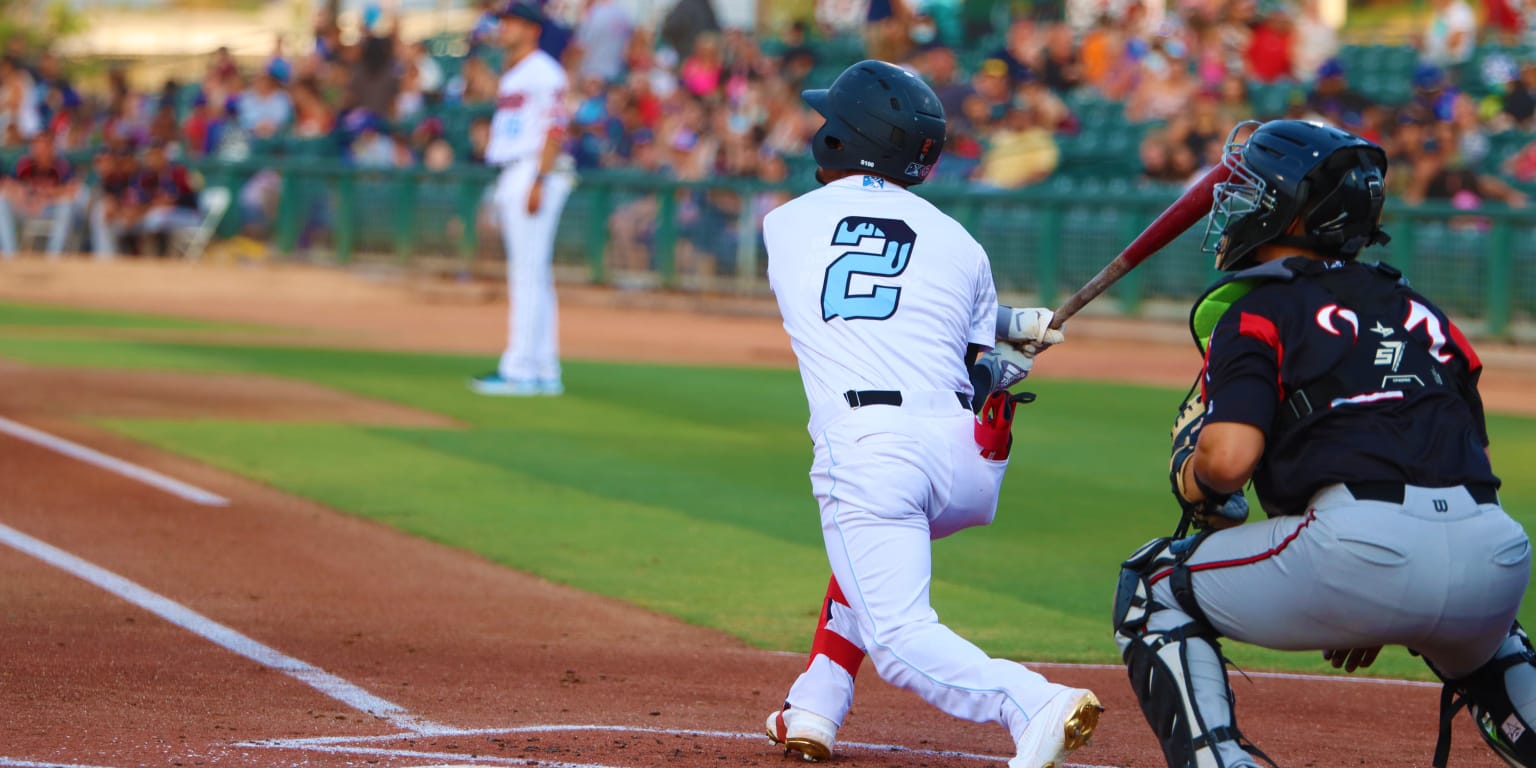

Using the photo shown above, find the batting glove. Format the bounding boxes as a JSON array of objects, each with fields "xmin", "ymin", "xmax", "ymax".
[
  {"xmin": 974, "ymin": 342, "xmax": 1037, "ymax": 394},
  {"xmin": 996, "ymin": 306, "xmax": 1066, "ymax": 354}
]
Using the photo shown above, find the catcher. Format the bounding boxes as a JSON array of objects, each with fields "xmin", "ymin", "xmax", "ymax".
[{"xmin": 1112, "ymin": 119, "xmax": 1536, "ymax": 767}]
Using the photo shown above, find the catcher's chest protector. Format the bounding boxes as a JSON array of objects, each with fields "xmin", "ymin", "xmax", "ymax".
[{"xmin": 1190, "ymin": 258, "xmax": 1462, "ymax": 440}]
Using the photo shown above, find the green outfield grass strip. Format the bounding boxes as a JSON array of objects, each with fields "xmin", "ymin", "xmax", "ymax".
[
  {"xmin": 0, "ymin": 301, "xmax": 273, "ymax": 333},
  {"xmin": 0, "ymin": 314, "xmax": 1534, "ymax": 679},
  {"xmin": 102, "ymin": 419, "xmax": 1104, "ymax": 655}
]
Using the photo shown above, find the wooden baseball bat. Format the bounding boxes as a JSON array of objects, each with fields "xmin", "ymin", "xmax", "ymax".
[{"xmin": 1047, "ymin": 162, "xmax": 1235, "ymax": 330}]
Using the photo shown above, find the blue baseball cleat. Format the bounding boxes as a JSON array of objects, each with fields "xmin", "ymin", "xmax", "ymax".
[{"xmin": 469, "ymin": 373, "xmax": 562, "ymax": 396}]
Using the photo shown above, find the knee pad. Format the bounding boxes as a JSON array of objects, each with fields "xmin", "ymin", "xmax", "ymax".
[
  {"xmin": 1113, "ymin": 535, "xmax": 1212, "ymax": 641},
  {"xmin": 1432, "ymin": 623, "xmax": 1536, "ymax": 768},
  {"xmin": 1114, "ymin": 537, "xmax": 1270, "ymax": 768}
]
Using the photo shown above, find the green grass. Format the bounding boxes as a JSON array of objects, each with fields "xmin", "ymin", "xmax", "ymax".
[
  {"xmin": 0, "ymin": 300, "xmax": 273, "ymax": 335},
  {"xmin": 3, "ymin": 309, "xmax": 1536, "ymax": 681}
]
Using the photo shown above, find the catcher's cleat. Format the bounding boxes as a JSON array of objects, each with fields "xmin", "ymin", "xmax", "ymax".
[
  {"xmin": 1009, "ymin": 688, "xmax": 1103, "ymax": 768},
  {"xmin": 766, "ymin": 705, "xmax": 837, "ymax": 762}
]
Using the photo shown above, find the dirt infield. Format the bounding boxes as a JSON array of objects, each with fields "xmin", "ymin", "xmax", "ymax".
[{"xmin": 0, "ymin": 260, "xmax": 1518, "ymax": 767}]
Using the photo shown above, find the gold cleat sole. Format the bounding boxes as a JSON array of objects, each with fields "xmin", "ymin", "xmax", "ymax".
[
  {"xmin": 785, "ymin": 737, "xmax": 831, "ymax": 762},
  {"xmin": 767, "ymin": 725, "xmax": 830, "ymax": 762},
  {"xmin": 1062, "ymin": 691, "xmax": 1104, "ymax": 754}
]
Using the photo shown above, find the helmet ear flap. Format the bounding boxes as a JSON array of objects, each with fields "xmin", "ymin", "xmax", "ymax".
[{"xmin": 1298, "ymin": 151, "xmax": 1389, "ymax": 256}]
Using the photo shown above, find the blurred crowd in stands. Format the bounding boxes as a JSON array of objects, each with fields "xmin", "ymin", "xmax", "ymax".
[{"xmin": 2, "ymin": 0, "xmax": 1536, "ymax": 263}]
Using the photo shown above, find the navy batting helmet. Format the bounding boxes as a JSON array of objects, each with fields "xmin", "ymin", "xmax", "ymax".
[
  {"xmin": 802, "ymin": 60, "xmax": 945, "ymax": 185},
  {"xmin": 1203, "ymin": 119, "xmax": 1390, "ymax": 271}
]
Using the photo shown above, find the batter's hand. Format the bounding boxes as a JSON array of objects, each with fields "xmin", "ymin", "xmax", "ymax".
[
  {"xmin": 526, "ymin": 177, "xmax": 544, "ymax": 214},
  {"xmin": 1322, "ymin": 646, "xmax": 1382, "ymax": 672},
  {"xmin": 975, "ymin": 342, "xmax": 1038, "ymax": 393},
  {"xmin": 996, "ymin": 306, "xmax": 1065, "ymax": 354}
]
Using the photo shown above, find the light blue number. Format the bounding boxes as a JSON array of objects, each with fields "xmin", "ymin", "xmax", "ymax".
[{"xmin": 821, "ymin": 217, "xmax": 916, "ymax": 321}]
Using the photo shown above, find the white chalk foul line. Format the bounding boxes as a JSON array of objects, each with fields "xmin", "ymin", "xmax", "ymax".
[
  {"xmin": 0, "ymin": 760, "xmax": 122, "ymax": 768},
  {"xmin": 239, "ymin": 724, "xmax": 1123, "ymax": 768},
  {"xmin": 0, "ymin": 521, "xmax": 453, "ymax": 736},
  {"xmin": 0, "ymin": 416, "xmax": 228, "ymax": 507}
]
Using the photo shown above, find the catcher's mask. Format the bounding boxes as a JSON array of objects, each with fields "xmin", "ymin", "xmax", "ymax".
[{"xmin": 1202, "ymin": 119, "xmax": 1391, "ymax": 271}]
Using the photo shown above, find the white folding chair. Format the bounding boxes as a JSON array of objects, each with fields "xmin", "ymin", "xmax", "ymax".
[
  {"xmin": 170, "ymin": 186, "xmax": 232, "ymax": 261},
  {"xmin": 19, "ymin": 204, "xmax": 82, "ymax": 256}
]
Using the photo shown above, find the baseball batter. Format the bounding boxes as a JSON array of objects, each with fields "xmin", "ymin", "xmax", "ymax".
[
  {"xmin": 1113, "ymin": 119, "xmax": 1536, "ymax": 767},
  {"xmin": 761, "ymin": 59, "xmax": 1100, "ymax": 768},
  {"xmin": 471, "ymin": 1, "xmax": 574, "ymax": 397}
]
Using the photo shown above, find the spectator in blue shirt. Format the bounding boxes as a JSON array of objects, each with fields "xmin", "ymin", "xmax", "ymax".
[{"xmin": 238, "ymin": 68, "xmax": 293, "ymax": 138}]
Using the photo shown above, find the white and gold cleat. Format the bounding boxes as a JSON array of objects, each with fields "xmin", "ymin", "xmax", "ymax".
[
  {"xmin": 766, "ymin": 705, "xmax": 838, "ymax": 762},
  {"xmin": 1009, "ymin": 688, "xmax": 1104, "ymax": 768}
]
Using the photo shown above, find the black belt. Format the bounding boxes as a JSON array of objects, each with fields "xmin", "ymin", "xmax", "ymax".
[
  {"xmin": 842, "ymin": 390, "xmax": 970, "ymax": 409},
  {"xmin": 1345, "ymin": 481, "xmax": 1499, "ymax": 506}
]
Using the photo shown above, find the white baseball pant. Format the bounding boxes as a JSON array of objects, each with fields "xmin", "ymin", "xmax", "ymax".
[
  {"xmin": 494, "ymin": 160, "xmax": 572, "ymax": 383},
  {"xmin": 786, "ymin": 391, "xmax": 1069, "ymax": 741}
]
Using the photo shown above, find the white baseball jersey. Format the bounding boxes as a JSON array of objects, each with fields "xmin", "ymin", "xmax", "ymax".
[
  {"xmin": 485, "ymin": 49, "xmax": 568, "ymax": 166},
  {"xmin": 764, "ymin": 174, "xmax": 998, "ymax": 413}
]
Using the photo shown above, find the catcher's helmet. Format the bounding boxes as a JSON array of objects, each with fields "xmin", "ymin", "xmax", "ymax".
[
  {"xmin": 802, "ymin": 60, "xmax": 945, "ymax": 185},
  {"xmin": 1203, "ymin": 119, "xmax": 1390, "ymax": 271}
]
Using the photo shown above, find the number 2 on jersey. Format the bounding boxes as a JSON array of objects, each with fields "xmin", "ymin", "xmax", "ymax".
[{"xmin": 821, "ymin": 217, "xmax": 917, "ymax": 321}]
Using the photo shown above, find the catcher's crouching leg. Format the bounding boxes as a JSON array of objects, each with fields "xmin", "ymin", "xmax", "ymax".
[
  {"xmin": 1113, "ymin": 536, "xmax": 1269, "ymax": 768},
  {"xmin": 1430, "ymin": 623, "xmax": 1536, "ymax": 767}
]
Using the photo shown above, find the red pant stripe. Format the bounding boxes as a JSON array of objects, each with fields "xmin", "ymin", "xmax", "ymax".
[{"xmin": 1150, "ymin": 511, "xmax": 1318, "ymax": 585}]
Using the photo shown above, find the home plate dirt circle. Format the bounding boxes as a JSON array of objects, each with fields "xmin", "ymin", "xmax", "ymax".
[{"xmin": 237, "ymin": 723, "xmax": 1116, "ymax": 767}]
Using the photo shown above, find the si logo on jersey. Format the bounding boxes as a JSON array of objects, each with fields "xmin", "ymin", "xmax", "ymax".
[{"xmin": 1315, "ymin": 304, "xmax": 1358, "ymax": 339}]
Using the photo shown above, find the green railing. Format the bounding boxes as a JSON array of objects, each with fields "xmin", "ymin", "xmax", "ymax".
[{"xmin": 184, "ymin": 160, "xmax": 1536, "ymax": 336}]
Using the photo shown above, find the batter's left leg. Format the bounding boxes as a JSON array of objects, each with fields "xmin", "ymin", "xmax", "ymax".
[
  {"xmin": 769, "ymin": 575, "xmax": 865, "ymax": 761},
  {"xmin": 823, "ymin": 497, "xmax": 1088, "ymax": 764}
]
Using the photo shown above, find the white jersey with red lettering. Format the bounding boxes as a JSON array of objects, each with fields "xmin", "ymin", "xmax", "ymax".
[
  {"xmin": 486, "ymin": 48, "xmax": 567, "ymax": 166},
  {"xmin": 480, "ymin": 47, "xmax": 573, "ymax": 393}
]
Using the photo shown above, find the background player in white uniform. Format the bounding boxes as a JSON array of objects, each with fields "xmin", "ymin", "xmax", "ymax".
[
  {"xmin": 761, "ymin": 60, "xmax": 1100, "ymax": 768},
  {"xmin": 471, "ymin": 1, "xmax": 575, "ymax": 397}
]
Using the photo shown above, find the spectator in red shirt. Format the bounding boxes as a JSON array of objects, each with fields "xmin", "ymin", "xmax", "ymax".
[
  {"xmin": 1245, "ymin": 6, "xmax": 1295, "ymax": 83},
  {"xmin": 182, "ymin": 92, "xmax": 217, "ymax": 157},
  {"xmin": 0, "ymin": 132, "xmax": 81, "ymax": 258},
  {"xmin": 1484, "ymin": 0, "xmax": 1524, "ymax": 43}
]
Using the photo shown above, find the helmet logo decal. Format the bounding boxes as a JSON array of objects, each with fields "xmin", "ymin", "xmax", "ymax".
[
  {"xmin": 917, "ymin": 138, "xmax": 935, "ymax": 162},
  {"xmin": 905, "ymin": 162, "xmax": 932, "ymax": 178},
  {"xmin": 1315, "ymin": 304, "xmax": 1359, "ymax": 339}
]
